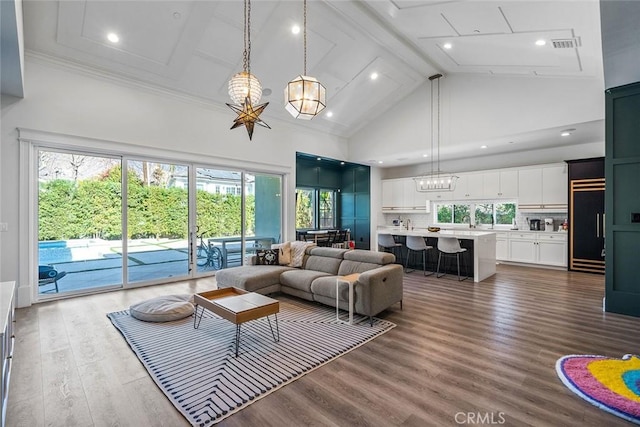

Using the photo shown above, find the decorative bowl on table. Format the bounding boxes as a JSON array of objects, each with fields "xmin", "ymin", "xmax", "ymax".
[{"xmin": 427, "ymin": 226, "xmax": 441, "ymax": 232}]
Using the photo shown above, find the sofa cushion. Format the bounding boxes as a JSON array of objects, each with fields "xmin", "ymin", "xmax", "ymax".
[
  {"xmin": 289, "ymin": 241, "xmax": 316, "ymax": 267},
  {"xmin": 304, "ymin": 247, "xmax": 347, "ymax": 275},
  {"xmin": 280, "ymin": 269, "xmax": 331, "ymax": 293},
  {"xmin": 215, "ymin": 265, "xmax": 293, "ymax": 293},
  {"xmin": 129, "ymin": 294, "xmax": 194, "ymax": 322},
  {"xmin": 308, "ymin": 247, "xmax": 349, "ymax": 259},
  {"xmin": 271, "ymin": 241, "xmax": 291, "ymax": 265},
  {"xmin": 343, "ymin": 249, "xmax": 395, "ymax": 265},
  {"xmin": 310, "ymin": 276, "xmax": 356, "ymax": 304},
  {"xmin": 256, "ymin": 249, "xmax": 279, "ymax": 265}
]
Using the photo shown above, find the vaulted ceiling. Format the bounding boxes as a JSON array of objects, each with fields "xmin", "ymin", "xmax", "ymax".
[{"xmin": 16, "ymin": 0, "xmax": 605, "ymax": 166}]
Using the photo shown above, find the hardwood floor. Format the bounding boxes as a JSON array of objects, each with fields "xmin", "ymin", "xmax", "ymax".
[{"xmin": 7, "ymin": 265, "xmax": 639, "ymax": 426}]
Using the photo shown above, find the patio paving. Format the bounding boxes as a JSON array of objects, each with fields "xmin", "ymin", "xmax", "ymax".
[{"xmin": 39, "ymin": 240, "xmax": 241, "ymax": 295}]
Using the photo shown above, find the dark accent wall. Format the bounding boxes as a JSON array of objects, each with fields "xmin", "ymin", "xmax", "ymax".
[
  {"xmin": 605, "ymin": 81, "xmax": 640, "ymax": 317},
  {"xmin": 340, "ymin": 166, "xmax": 371, "ymax": 250},
  {"xmin": 296, "ymin": 154, "xmax": 371, "ymax": 249}
]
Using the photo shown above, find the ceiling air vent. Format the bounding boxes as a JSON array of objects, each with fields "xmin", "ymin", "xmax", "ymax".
[{"xmin": 552, "ymin": 37, "xmax": 581, "ymax": 49}]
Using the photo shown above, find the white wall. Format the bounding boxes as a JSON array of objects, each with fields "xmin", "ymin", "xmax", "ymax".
[
  {"xmin": 600, "ymin": 0, "xmax": 640, "ymax": 89},
  {"xmin": 383, "ymin": 141, "xmax": 604, "ymax": 179},
  {"xmin": 348, "ymin": 73, "xmax": 604, "ymax": 165},
  {"xmin": 1, "ymin": 57, "xmax": 348, "ymax": 306}
]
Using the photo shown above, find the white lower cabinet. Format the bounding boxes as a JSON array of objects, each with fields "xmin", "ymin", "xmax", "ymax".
[
  {"xmin": 496, "ymin": 232, "xmax": 509, "ymax": 260},
  {"xmin": 502, "ymin": 232, "xmax": 567, "ymax": 267},
  {"xmin": 537, "ymin": 234, "xmax": 568, "ymax": 267},
  {"xmin": 508, "ymin": 233, "xmax": 538, "ymax": 263}
]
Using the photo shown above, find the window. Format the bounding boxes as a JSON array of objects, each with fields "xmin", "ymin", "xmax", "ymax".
[
  {"xmin": 435, "ymin": 202, "xmax": 516, "ymax": 226},
  {"xmin": 495, "ymin": 202, "xmax": 516, "ymax": 225},
  {"xmin": 296, "ymin": 188, "xmax": 315, "ymax": 229},
  {"xmin": 295, "ymin": 188, "xmax": 336, "ymax": 229},
  {"xmin": 319, "ymin": 190, "xmax": 335, "ymax": 229},
  {"xmin": 436, "ymin": 204, "xmax": 470, "ymax": 224}
]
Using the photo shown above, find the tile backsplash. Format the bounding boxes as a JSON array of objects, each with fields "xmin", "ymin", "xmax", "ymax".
[{"xmin": 383, "ymin": 206, "xmax": 568, "ymax": 231}]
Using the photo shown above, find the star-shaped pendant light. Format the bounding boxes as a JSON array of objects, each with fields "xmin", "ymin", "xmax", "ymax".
[
  {"xmin": 227, "ymin": 97, "xmax": 271, "ymax": 140},
  {"xmin": 227, "ymin": 0, "xmax": 269, "ymax": 140}
]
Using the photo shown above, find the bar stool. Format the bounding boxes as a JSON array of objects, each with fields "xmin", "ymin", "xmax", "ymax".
[
  {"xmin": 405, "ymin": 235, "xmax": 434, "ymax": 276},
  {"xmin": 436, "ymin": 237, "xmax": 468, "ymax": 281},
  {"xmin": 378, "ymin": 233, "xmax": 403, "ymax": 264}
]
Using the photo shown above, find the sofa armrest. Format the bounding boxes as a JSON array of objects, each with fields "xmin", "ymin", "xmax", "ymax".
[{"xmin": 354, "ymin": 264, "xmax": 404, "ymax": 317}]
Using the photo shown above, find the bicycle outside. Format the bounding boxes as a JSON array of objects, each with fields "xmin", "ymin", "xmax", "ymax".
[{"xmin": 196, "ymin": 230, "xmax": 223, "ymax": 270}]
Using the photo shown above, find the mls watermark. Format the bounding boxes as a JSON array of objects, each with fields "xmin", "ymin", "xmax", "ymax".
[{"xmin": 454, "ymin": 412, "xmax": 506, "ymax": 425}]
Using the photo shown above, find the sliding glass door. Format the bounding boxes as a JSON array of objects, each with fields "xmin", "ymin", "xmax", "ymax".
[
  {"xmin": 127, "ymin": 160, "xmax": 190, "ymax": 283},
  {"xmin": 35, "ymin": 148, "xmax": 283, "ymax": 298},
  {"xmin": 37, "ymin": 150, "xmax": 123, "ymax": 295},
  {"xmin": 194, "ymin": 168, "xmax": 243, "ymax": 273}
]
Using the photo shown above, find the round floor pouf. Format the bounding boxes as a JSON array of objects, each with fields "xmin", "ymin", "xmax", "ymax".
[{"xmin": 129, "ymin": 294, "xmax": 195, "ymax": 322}]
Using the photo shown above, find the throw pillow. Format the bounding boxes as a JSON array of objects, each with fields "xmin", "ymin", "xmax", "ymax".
[
  {"xmin": 289, "ymin": 241, "xmax": 316, "ymax": 268},
  {"xmin": 271, "ymin": 241, "xmax": 291, "ymax": 265},
  {"xmin": 256, "ymin": 249, "xmax": 279, "ymax": 265}
]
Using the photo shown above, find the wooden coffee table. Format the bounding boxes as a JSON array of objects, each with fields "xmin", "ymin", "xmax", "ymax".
[{"xmin": 193, "ymin": 287, "xmax": 280, "ymax": 357}]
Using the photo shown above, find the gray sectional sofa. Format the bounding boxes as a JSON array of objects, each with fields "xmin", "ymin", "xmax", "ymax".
[{"xmin": 215, "ymin": 247, "xmax": 404, "ymax": 323}]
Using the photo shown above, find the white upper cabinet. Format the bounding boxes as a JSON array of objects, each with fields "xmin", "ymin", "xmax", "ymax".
[
  {"xmin": 483, "ymin": 172, "xmax": 500, "ymax": 198},
  {"xmin": 381, "ymin": 163, "xmax": 565, "ymax": 211},
  {"xmin": 483, "ymin": 170, "xmax": 518, "ymax": 199},
  {"xmin": 518, "ymin": 165, "xmax": 567, "ymax": 210},
  {"xmin": 518, "ymin": 168, "xmax": 543, "ymax": 205},
  {"xmin": 382, "ymin": 180, "xmax": 394, "ymax": 209},
  {"xmin": 541, "ymin": 165, "xmax": 567, "ymax": 206},
  {"xmin": 382, "ymin": 178, "xmax": 429, "ymax": 212},
  {"xmin": 454, "ymin": 173, "xmax": 483, "ymax": 199},
  {"xmin": 499, "ymin": 170, "xmax": 519, "ymax": 198}
]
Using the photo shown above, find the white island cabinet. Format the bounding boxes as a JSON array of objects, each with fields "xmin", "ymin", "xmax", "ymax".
[
  {"xmin": 384, "ymin": 229, "xmax": 496, "ymax": 283},
  {"xmin": 1, "ymin": 281, "xmax": 16, "ymax": 427}
]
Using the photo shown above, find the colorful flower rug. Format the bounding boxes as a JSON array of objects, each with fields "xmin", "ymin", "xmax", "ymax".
[{"xmin": 556, "ymin": 354, "xmax": 640, "ymax": 425}]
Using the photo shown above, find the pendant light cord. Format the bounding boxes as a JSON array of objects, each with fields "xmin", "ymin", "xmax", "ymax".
[
  {"xmin": 243, "ymin": 0, "xmax": 252, "ymax": 97},
  {"xmin": 437, "ymin": 75, "xmax": 440, "ymax": 178},
  {"xmin": 303, "ymin": 0, "xmax": 307, "ymax": 76},
  {"xmin": 430, "ymin": 77, "xmax": 434, "ymax": 178}
]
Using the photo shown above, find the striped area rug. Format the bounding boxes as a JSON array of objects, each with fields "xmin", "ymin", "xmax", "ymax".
[{"xmin": 108, "ymin": 297, "xmax": 395, "ymax": 426}]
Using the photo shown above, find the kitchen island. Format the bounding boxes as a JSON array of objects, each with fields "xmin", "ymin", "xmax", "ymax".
[{"xmin": 380, "ymin": 228, "xmax": 496, "ymax": 282}]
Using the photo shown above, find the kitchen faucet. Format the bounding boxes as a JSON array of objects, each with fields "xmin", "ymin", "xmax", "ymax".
[{"xmin": 462, "ymin": 215, "xmax": 475, "ymax": 228}]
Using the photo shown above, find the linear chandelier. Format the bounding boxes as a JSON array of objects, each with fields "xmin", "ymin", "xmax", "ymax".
[
  {"xmin": 414, "ymin": 73, "xmax": 458, "ymax": 192},
  {"xmin": 226, "ymin": 0, "xmax": 270, "ymax": 140},
  {"xmin": 284, "ymin": 0, "xmax": 326, "ymax": 120}
]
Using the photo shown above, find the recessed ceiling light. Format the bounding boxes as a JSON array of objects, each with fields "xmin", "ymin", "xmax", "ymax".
[
  {"xmin": 535, "ymin": 39, "xmax": 546, "ymax": 46},
  {"xmin": 561, "ymin": 132, "xmax": 571, "ymax": 137},
  {"xmin": 443, "ymin": 43, "xmax": 452, "ymax": 50},
  {"xmin": 370, "ymin": 72, "xmax": 379, "ymax": 80},
  {"xmin": 107, "ymin": 33, "xmax": 120, "ymax": 43},
  {"xmin": 422, "ymin": 154, "xmax": 428, "ymax": 157},
  {"xmin": 326, "ymin": 111, "xmax": 333, "ymax": 118},
  {"xmin": 561, "ymin": 128, "xmax": 576, "ymax": 137},
  {"xmin": 291, "ymin": 25, "xmax": 300, "ymax": 35},
  {"xmin": 480, "ymin": 145, "xmax": 488, "ymax": 149},
  {"xmin": 378, "ymin": 160, "xmax": 383, "ymax": 164}
]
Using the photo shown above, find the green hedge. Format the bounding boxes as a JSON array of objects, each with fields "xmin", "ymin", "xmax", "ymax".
[{"xmin": 38, "ymin": 167, "xmax": 254, "ymax": 241}]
